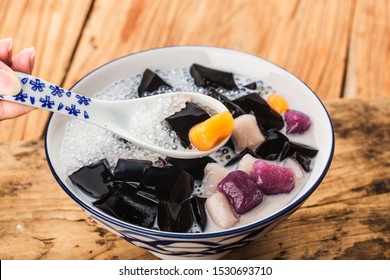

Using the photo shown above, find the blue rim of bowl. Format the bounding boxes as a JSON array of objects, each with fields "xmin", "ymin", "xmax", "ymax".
[{"xmin": 44, "ymin": 45, "xmax": 335, "ymax": 239}]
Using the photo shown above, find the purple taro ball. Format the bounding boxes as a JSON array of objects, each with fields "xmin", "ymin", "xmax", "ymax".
[
  {"xmin": 217, "ymin": 170, "xmax": 264, "ymax": 215},
  {"xmin": 251, "ymin": 160, "xmax": 295, "ymax": 195},
  {"xmin": 284, "ymin": 109, "xmax": 312, "ymax": 134}
]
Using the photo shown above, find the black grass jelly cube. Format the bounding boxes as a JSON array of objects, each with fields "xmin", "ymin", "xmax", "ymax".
[
  {"xmin": 113, "ymin": 158, "xmax": 152, "ymax": 182},
  {"xmin": 93, "ymin": 182, "xmax": 157, "ymax": 229},
  {"xmin": 157, "ymin": 201, "xmax": 193, "ymax": 233},
  {"xmin": 139, "ymin": 167, "xmax": 194, "ymax": 203},
  {"xmin": 190, "ymin": 64, "xmax": 238, "ymax": 90},
  {"xmin": 232, "ymin": 93, "xmax": 284, "ymax": 134},
  {"xmin": 69, "ymin": 159, "xmax": 116, "ymax": 199},
  {"xmin": 137, "ymin": 69, "xmax": 172, "ymax": 97},
  {"xmin": 165, "ymin": 102, "xmax": 210, "ymax": 148}
]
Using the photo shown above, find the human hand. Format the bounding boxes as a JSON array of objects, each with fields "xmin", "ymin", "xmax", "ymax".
[{"xmin": 0, "ymin": 38, "xmax": 35, "ymax": 121}]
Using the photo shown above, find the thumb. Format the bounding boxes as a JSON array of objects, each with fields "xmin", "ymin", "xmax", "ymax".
[{"xmin": 0, "ymin": 62, "xmax": 21, "ymax": 96}]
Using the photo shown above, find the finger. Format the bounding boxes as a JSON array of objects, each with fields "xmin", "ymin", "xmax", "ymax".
[
  {"xmin": 11, "ymin": 47, "xmax": 35, "ymax": 74},
  {"xmin": 0, "ymin": 100, "xmax": 35, "ymax": 121},
  {"xmin": 0, "ymin": 43, "xmax": 36, "ymax": 120},
  {"xmin": 0, "ymin": 38, "xmax": 13, "ymax": 66},
  {"xmin": 0, "ymin": 61, "xmax": 21, "ymax": 96}
]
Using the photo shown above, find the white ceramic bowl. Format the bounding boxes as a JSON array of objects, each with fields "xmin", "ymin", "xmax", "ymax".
[{"xmin": 45, "ymin": 46, "xmax": 334, "ymax": 259}]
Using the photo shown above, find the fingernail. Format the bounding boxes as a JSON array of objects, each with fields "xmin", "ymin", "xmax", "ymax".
[
  {"xmin": 27, "ymin": 47, "xmax": 35, "ymax": 68},
  {"xmin": 14, "ymin": 47, "xmax": 35, "ymax": 73},
  {"xmin": 4, "ymin": 37, "xmax": 14, "ymax": 53},
  {"xmin": 0, "ymin": 68, "xmax": 21, "ymax": 96},
  {"xmin": 7, "ymin": 38, "xmax": 13, "ymax": 52},
  {"xmin": 22, "ymin": 47, "xmax": 35, "ymax": 70},
  {"xmin": 0, "ymin": 37, "xmax": 13, "ymax": 59},
  {"xmin": 0, "ymin": 37, "xmax": 12, "ymax": 49}
]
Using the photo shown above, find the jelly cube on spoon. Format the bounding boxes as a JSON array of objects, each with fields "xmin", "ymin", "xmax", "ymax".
[{"xmin": 165, "ymin": 102, "xmax": 210, "ymax": 148}]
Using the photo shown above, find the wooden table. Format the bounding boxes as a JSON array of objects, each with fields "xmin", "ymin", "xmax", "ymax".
[{"xmin": 0, "ymin": 0, "xmax": 389, "ymax": 259}]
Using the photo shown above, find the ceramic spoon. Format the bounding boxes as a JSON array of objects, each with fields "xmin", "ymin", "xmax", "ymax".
[{"xmin": 1, "ymin": 72, "xmax": 230, "ymax": 159}]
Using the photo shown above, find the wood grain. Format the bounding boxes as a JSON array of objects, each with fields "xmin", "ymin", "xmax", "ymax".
[
  {"xmin": 0, "ymin": 0, "xmax": 92, "ymax": 142},
  {"xmin": 0, "ymin": 0, "xmax": 389, "ymax": 260},
  {"xmin": 0, "ymin": 98, "xmax": 388, "ymax": 260},
  {"xmin": 64, "ymin": 0, "xmax": 353, "ymax": 102},
  {"xmin": 344, "ymin": 0, "xmax": 390, "ymax": 98},
  {"xmin": 1, "ymin": 0, "xmax": 390, "ymax": 141}
]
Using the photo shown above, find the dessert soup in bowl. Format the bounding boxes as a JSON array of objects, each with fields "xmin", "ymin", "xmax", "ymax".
[{"xmin": 45, "ymin": 46, "xmax": 334, "ymax": 259}]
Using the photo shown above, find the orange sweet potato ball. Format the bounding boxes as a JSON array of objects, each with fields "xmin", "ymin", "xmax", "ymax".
[
  {"xmin": 189, "ymin": 111, "xmax": 234, "ymax": 151},
  {"xmin": 266, "ymin": 93, "xmax": 288, "ymax": 114}
]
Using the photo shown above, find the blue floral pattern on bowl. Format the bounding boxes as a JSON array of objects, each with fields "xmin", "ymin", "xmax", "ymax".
[{"xmin": 87, "ymin": 206, "xmax": 295, "ymax": 259}]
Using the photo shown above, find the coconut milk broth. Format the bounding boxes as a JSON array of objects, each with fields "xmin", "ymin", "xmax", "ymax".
[{"xmin": 61, "ymin": 66, "xmax": 316, "ymax": 233}]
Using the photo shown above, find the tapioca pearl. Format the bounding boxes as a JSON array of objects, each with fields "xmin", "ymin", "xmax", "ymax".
[
  {"xmin": 210, "ymin": 146, "xmax": 235, "ymax": 165},
  {"xmin": 258, "ymin": 85, "xmax": 265, "ymax": 92},
  {"xmin": 146, "ymin": 133, "xmax": 154, "ymax": 140},
  {"xmin": 168, "ymin": 130, "xmax": 176, "ymax": 139},
  {"xmin": 154, "ymin": 159, "xmax": 164, "ymax": 167}
]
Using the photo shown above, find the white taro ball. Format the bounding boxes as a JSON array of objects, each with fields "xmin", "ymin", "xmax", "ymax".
[
  {"xmin": 236, "ymin": 153, "xmax": 258, "ymax": 174},
  {"xmin": 205, "ymin": 192, "xmax": 239, "ymax": 229},
  {"xmin": 231, "ymin": 114, "xmax": 265, "ymax": 152},
  {"xmin": 202, "ymin": 163, "xmax": 229, "ymax": 197}
]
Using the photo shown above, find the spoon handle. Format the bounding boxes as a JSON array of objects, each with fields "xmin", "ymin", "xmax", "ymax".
[{"xmin": 0, "ymin": 72, "xmax": 94, "ymax": 120}]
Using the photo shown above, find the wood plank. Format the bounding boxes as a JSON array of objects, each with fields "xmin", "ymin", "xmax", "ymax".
[
  {"xmin": 344, "ymin": 0, "xmax": 390, "ymax": 98},
  {"xmin": 64, "ymin": 0, "xmax": 353, "ymax": 101},
  {"xmin": 0, "ymin": 0, "xmax": 92, "ymax": 142},
  {"xmin": 263, "ymin": 0, "xmax": 355, "ymax": 100},
  {"xmin": 0, "ymin": 98, "xmax": 388, "ymax": 260}
]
